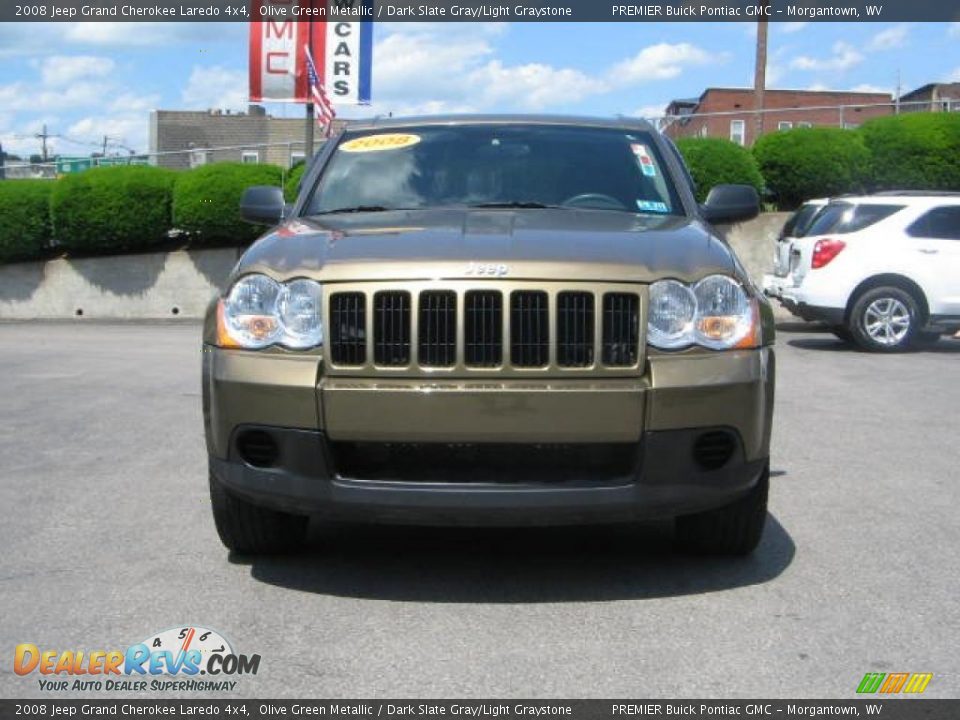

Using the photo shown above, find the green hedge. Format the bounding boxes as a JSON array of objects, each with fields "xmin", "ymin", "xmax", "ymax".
[
  {"xmin": 173, "ymin": 163, "xmax": 283, "ymax": 245},
  {"xmin": 859, "ymin": 113, "xmax": 960, "ymax": 192},
  {"xmin": 0, "ymin": 180, "xmax": 53, "ymax": 262},
  {"xmin": 674, "ymin": 138, "xmax": 765, "ymax": 203},
  {"xmin": 752, "ymin": 127, "xmax": 870, "ymax": 209},
  {"xmin": 50, "ymin": 166, "xmax": 175, "ymax": 253},
  {"xmin": 284, "ymin": 162, "xmax": 306, "ymax": 203}
]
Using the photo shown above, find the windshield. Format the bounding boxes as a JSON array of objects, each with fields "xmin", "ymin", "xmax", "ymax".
[
  {"xmin": 304, "ymin": 124, "xmax": 683, "ymax": 216},
  {"xmin": 805, "ymin": 202, "xmax": 905, "ymax": 236}
]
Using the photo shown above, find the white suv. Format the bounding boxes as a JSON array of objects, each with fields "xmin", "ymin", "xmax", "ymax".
[{"xmin": 763, "ymin": 193, "xmax": 960, "ymax": 351}]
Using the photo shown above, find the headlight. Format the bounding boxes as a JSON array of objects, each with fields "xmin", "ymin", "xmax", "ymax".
[
  {"xmin": 277, "ymin": 279, "xmax": 324, "ymax": 348},
  {"xmin": 693, "ymin": 275, "xmax": 754, "ymax": 349},
  {"xmin": 648, "ymin": 280, "xmax": 697, "ymax": 349},
  {"xmin": 218, "ymin": 274, "xmax": 323, "ymax": 350},
  {"xmin": 648, "ymin": 275, "xmax": 758, "ymax": 351}
]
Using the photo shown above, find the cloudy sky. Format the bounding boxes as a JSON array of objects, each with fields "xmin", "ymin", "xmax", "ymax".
[{"xmin": 1, "ymin": 21, "xmax": 958, "ymax": 158}]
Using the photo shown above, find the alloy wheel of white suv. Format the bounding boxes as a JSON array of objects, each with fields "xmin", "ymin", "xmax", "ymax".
[{"xmin": 849, "ymin": 286, "xmax": 921, "ymax": 352}]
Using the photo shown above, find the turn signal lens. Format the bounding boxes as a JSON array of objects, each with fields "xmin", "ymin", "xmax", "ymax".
[{"xmin": 811, "ymin": 238, "xmax": 846, "ymax": 269}]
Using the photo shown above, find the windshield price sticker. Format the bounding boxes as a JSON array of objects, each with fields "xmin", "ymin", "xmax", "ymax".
[{"xmin": 341, "ymin": 134, "xmax": 422, "ymax": 153}]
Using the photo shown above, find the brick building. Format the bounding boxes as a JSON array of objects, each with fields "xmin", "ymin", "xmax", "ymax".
[
  {"xmin": 149, "ymin": 105, "xmax": 347, "ymax": 170},
  {"xmin": 899, "ymin": 83, "xmax": 960, "ymax": 113},
  {"xmin": 663, "ymin": 88, "xmax": 894, "ymax": 146}
]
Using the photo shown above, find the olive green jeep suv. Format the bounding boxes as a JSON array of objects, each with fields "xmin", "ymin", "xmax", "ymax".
[{"xmin": 202, "ymin": 116, "xmax": 775, "ymax": 555}]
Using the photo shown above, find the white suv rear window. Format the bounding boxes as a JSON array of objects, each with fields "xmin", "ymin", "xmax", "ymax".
[{"xmin": 805, "ymin": 203, "xmax": 904, "ymax": 236}]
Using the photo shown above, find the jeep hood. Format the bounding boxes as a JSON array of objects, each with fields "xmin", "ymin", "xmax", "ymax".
[{"xmin": 235, "ymin": 208, "xmax": 736, "ymax": 285}]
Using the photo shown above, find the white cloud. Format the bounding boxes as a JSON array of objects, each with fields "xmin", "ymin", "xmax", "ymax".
[
  {"xmin": 40, "ymin": 56, "xmax": 115, "ymax": 86},
  {"xmin": 66, "ymin": 114, "xmax": 147, "ymax": 154},
  {"xmin": 948, "ymin": 23, "xmax": 960, "ymax": 38},
  {"xmin": 181, "ymin": 66, "xmax": 248, "ymax": 111},
  {"xmin": 372, "ymin": 29, "xmax": 495, "ymax": 102},
  {"xmin": 851, "ymin": 84, "xmax": 892, "ymax": 94},
  {"xmin": 790, "ymin": 42, "xmax": 864, "ymax": 72},
  {"xmin": 471, "ymin": 61, "xmax": 607, "ymax": 110},
  {"xmin": 631, "ymin": 103, "xmax": 669, "ymax": 120},
  {"xmin": 63, "ymin": 22, "xmax": 244, "ymax": 46},
  {"xmin": 867, "ymin": 24, "xmax": 909, "ymax": 51},
  {"xmin": 0, "ymin": 80, "xmax": 114, "ymax": 113},
  {"xmin": 611, "ymin": 43, "xmax": 726, "ymax": 84},
  {"xmin": 779, "ymin": 23, "xmax": 809, "ymax": 34},
  {"xmin": 108, "ymin": 93, "xmax": 162, "ymax": 113},
  {"xmin": 949, "ymin": 67, "xmax": 960, "ymax": 82}
]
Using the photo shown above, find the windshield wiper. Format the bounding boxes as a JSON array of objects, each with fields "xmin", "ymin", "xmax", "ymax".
[
  {"xmin": 468, "ymin": 201, "xmax": 560, "ymax": 209},
  {"xmin": 314, "ymin": 205, "xmax": 392, "ymax": 215}
]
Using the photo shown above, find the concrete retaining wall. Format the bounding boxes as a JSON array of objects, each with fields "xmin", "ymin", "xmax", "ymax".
[
  {"xmin": 0, "ymin": 248, "xmax": 241, "ymax": 320},
  {"xmin": 0, "ymin": 213, "xmax": 791, "ymax": 320}
]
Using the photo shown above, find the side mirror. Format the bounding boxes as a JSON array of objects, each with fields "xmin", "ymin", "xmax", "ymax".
[
  {"xmin": 701, "ymin": 184, "xmax": 760, "ymax": 224},
  {"xmin": 240, "ymin": 185, "xmax": 285, "ymax": 225}
]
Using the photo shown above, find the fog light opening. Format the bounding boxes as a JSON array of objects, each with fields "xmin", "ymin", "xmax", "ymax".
[
  {"xmin": 693, "ymin": 431, "xmax": 736, "ymax": 471},
  {"xmin": 236, "ymin": 430, "xmax": 280, "ymax": 468}
]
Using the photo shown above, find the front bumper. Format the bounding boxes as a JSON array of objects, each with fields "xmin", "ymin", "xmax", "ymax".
[
  {"xmin": 203, "ymin": 344, "xmax": 775, "ymax": 524},
  {"xmin": 210, "ymin": 427, "xmax": 769, "ymax": 525}
]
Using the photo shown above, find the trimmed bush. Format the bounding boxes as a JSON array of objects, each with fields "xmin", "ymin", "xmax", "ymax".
[
  {"xmin": 50, "ymin": 166, "xmax": 176, "ymax": 253},
  {"xmin": 674, "ymin": 138, "xmax": 765, "ymax": 203},
  {"xmin": 284, "ymin": 162, "xmax": 307, "ymax": 203},
  {"xmin": 0, "ymin": 180, "xmax": 53, "ymax": 263},
  {"xmin": 173, "ymin": 163, "xmax": 283, "ymax": 245},
  {"xmin": 752, "ymin": 127, "xmax": 870, "ymax": 209},
  {"xmin": 859, "ymin": 113, "xmax": 960, "ymax": 192}
]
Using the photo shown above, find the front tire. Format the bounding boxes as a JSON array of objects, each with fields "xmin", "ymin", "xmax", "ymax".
[
  {"xmin": 209, "ymin": 471, "xmax": 308, "ymax": 553},
  {"xmin": 675, "ymin": 463, "xmax": 769, "ymax": 556},
  {"xmin": 849, "ymin": 286, "xmax": 921, "ymax": 353}
]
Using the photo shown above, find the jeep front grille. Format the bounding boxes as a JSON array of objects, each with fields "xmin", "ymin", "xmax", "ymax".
[
  {"xmin": 329, "ymin": 292, "xmax": 366, "ymax": 365},
  {"xmin": 326, "ymin": 283, "xmax": 644, "ymax": 376},
  {"xmin": 510, "ymin": 291, "xmax": 549, "ymax": 367},
  {"xmin": 373, "ymin": 291, "xmax": 411, "ymax": 366},
  {"xmin": 464, "ymin": 290, "xmax": 503, "ymax": 367},
  {"xmin": 602, "ymin": 293, "xmax": 640, "ymax": 366},
  {"xmin": 556, "ymin": 291, "xmax": 595, "ymax": 367},
  {"xmin": 418, "ymin": 290, "xmax": 457, "ymax": 367}
]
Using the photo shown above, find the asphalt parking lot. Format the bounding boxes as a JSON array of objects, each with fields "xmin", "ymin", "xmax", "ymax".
[{"xmin": 1, "ymin": 321, "xmax": 958, "ymax": 699}]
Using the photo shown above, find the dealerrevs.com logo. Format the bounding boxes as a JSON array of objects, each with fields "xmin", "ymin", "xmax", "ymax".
[{"xmin": 14, "ymin": 626, "xmax": 260, "ymax": 692}]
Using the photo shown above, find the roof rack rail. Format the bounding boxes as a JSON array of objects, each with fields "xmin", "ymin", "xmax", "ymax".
[{"xmin": 871, "ymin": 190, "xmax": 960, "ymax": 197}]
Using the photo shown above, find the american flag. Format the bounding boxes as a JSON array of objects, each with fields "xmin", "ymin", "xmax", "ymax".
[{"xmin": 303, "ymin": 44, "xmax": 336, "ymax": 136}]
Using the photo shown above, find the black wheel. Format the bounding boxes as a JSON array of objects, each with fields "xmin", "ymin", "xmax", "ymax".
[
  {"xmin": 849, "ymin": 286, "xmax": 922, "ymax": 353},
  {"xmin": 675, "ymin": 463, "xmax": 769, "ymax": 556},
  {"xmin": 208, "ymin": 471, "xmax": 308, "ymax": 553},
  {"xmin": 829, "ymin": 325, "xmax": 853, "ymax": 343}
]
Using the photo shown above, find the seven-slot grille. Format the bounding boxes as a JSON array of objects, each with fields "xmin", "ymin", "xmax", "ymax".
[
  {"xmin": 328, "ymin": 287, "xmax": 642, "ymax": 371},
  {"xmin": 510, "ymin": 291, "xmax": 549, "ymax": 367},
  {"xmin": 329, "ymin": 292, "xmax": 366, "ymax": 365},
  {"xmin": 373, "ymin": 291, "xmax": 411, "ymax": 366},
  {"xmin": 419, "ymin": 291, "xmax": 457, "ymax": 367}
]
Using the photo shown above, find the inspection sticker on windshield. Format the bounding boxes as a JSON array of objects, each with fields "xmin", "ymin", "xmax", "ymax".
[
  {"xmin": 637, "ymin": 200, "xmax": 669, "ymax": 213},
  {"xmin": 340, "ymin": 134, "xmax": 421, "ymax": 153},
  {"xmin": 631, "ymin": 144, "xmax": 657, "ymax": 177}
]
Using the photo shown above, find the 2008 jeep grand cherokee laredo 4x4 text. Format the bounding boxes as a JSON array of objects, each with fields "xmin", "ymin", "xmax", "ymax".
[{"xmin": 202, "ymin": 116, "xmax": 775, "ymax": 556}]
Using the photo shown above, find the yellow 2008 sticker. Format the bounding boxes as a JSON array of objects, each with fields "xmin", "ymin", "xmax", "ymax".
[{"xmin": 340, "ymin": 134, "xmax": 421, "ymax": 153}]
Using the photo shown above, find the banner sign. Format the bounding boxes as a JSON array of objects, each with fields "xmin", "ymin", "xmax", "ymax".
[
  {"xmin": 3, "ymin": 700, "xmax": 960, "ymax": 720},
  {"xmin": 248, "ymin": 0, "xmax": 372, "ymax": 104}
]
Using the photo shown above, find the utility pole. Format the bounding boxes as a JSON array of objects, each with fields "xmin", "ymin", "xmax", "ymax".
[
  {"xmin": 35, "ymin": 124, "xmax": 56, "ymax": 162},
  {"xmin": 753, "ymin": 7, "xmax": 770, "ymax": 146},
  {"xmin": 895, "ymin": 69, "xmax": 902, "ymax": 115}
]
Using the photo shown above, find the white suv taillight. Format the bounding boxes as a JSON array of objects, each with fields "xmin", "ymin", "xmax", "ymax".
[{"xmin": 811, "ymin": 238, "xmax": 846, "ymax": 269}]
